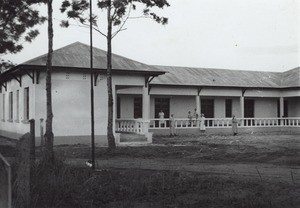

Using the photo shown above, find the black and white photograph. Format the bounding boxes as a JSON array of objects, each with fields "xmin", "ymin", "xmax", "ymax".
[{"xmin": 0, "ymin": 0, "xmax": 299, "ymax": 207}]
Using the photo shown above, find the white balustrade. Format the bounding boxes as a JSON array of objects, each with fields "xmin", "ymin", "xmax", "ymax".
[
  {"xmin": 115, "ymin": 119, "xmax": 148, "ymax": 134},
  {"xmin": 116, "ymin": 117, "xmax": 300, "ymax": 132},
  {"xmin": 147, "ymin": 117, "xmax": 300, "ymax": 130}
]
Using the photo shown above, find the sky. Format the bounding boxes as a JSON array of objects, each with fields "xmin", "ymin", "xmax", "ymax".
[{"xmin": 2, "ymin": 0, "xmax": 300, "ymax": 72}]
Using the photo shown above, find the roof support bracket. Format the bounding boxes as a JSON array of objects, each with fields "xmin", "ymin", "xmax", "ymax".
[
  {"xmin": 36, "ymin": 70, "xmax": 40, "ymax": 84},
  {"xmin": 242, "ymin": 88, "xmax": 247, "ymax": 97},
  {"xmin": 145, "ymin": 75, "xmax": 156, "ymax": 87},
  {"xmin": 24, "ymin": 69, "xmax": 35, "ymax": 84},
  {"xmin": 1, "ymin": 82, "xmax": 7, "ymax": 91},
  {"xmin": 94, "ymin": 72, "xmax": 99, "ymax": 86},
  {"xmin": 12, "ymin": 75, "xmax": 22, "ymax": 87},
  {"xmin": 197, "ymin": 87, "xmax": 203, "ymax": 96},
  {"xmin": 148, "ymin": 85, "xmax": 152, "ymax": 95}
]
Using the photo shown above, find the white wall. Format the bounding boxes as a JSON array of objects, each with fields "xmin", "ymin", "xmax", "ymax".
[
  {"xmin": 170, "ymin": 96, "xmax": 195, "ymax": 118},
  {"xmin": 0, "ymin": 73, "xmax": 35, "ymax": 138},
  {"xmin": 214, "ymin": 97, "xmax": 225, "ymax": 118},
  {"xmin": 254, "ymin": 98, "xmax": 278, "ymax": 118},
  {"xmin": 232, "ymin": 98, "xmax": 241, "ymax": 117}
]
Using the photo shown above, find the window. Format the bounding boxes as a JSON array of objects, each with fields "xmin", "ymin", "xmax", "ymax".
[
  {"xmin": 24, "ymin": 87, "xmax": 29, "ymax": 120},
  {"xmin": 225, "ymin": 99, "xmax": 232, "ymax": 118},
  {"xmin": 8, "ymin": 92, "xmax": 13, "ymax": 121},
  {"xmin": 134, "ymin": 97, "xmax": 143, "ymax": 118},
  {"xmin": 155, "ymin": 98, "xmax": 170, "ymax": 118},
  {"xmin": 2, "ymin": 94, "xmax": 5, "ymax": 121},
  {"xmin": 244, "ymin": 99, "xmax": 254, "ymax": 118},
  {"xmin": 16, "ymin": 90, "xmax": 19, "ymax": 122},
  {"xmin": 201, "ymin": 99, "xmax": 214, "ymax": 118},
  {"xmin": 83, "ymin": 73, "xmax": 87, "ymax": 80}
]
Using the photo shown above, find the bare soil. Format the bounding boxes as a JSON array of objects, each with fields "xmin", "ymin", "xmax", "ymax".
[{"xmin": 1, "ymin": 133, "xmax": 300, "ymax": 207}]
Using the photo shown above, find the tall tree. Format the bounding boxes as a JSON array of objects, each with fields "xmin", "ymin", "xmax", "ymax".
[
  {"xmin": 44, "ymin": 0, "xmax": 54, "ymax": 163},
  {"xmin": 0, "ymin": 0, "xmax": 46, "ymax": 70},
  {"xmin": 61, "ymin": 0, "xmax": 169, "ymax": 150}
]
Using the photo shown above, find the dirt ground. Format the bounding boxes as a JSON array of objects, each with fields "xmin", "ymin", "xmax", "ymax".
[
  {"xmin": 1, "ymin": 133, "xmax": 300, "ymax": 207},
  {"xmin": 1, "ymin": 133, "xmax": 299, "ymax": 180},
  {"xmin": 55, "ymin": 133, "xmax": 299, "ymax": 182}
]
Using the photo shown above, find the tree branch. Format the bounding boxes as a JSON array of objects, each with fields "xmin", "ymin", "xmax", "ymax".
[{"xmin": 111, "ymin": 3, "xmax": 132, "ymax": 39}]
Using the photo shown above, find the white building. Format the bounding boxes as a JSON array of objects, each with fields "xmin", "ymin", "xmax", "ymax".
[{"xmin": 0, "ymin": 42, "xmax": 299, "ymax": 145}]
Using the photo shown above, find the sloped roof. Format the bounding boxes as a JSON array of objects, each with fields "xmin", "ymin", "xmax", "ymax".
[
  {"xmin": 22, "ymin": 41, "xmax": 162, "ymax": 73},
  {"xmin": 281, "ymin": 67, "xmax": 300, "ymax": 88},
  {"xmin": 151, "ymin": 66, "xmax": 288, "ymax": 88},
  {"xmin": 2, "ymin": 41, "xmax": 299, "ymax": 89}
]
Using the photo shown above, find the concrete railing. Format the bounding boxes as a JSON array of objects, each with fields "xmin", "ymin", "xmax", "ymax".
[
  {"xmin": 149, "ymin": 117, "xmax": 300, "ymax": 129},
  {"xmin": 115, "ymin": 119, "xmax": 150, "ymax": 134}
]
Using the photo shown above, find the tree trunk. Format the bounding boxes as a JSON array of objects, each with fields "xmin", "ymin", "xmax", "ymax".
[
  {"xmin": 106, "ymin": 2, "xmax": 116, "ymax": 150},
  {"xmin": 44, "ymin": 0, "xmax": 54, "ymax": 163}
]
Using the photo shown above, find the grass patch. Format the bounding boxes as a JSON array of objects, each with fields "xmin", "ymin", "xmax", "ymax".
[{"xmin": 10, "ymin": 159, "xmax": 300, "ymax": 208}]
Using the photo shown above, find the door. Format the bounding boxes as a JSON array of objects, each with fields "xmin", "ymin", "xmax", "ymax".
[
  {"xmin": 155, "ymin": 98, "xmax": 170, "ymax": 127},
  {"xmin": 244, "ymin": 99, "xmax": 254, "ymax": 125},
  {"xmin": 201, "ymin": 99, "xmax": 214, "ymax": 126}
]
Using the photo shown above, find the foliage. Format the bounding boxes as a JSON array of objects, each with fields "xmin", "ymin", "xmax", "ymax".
[
  {"xmin": 0, "ymin": 59, "xmax": 15, "ymax": 73},
  {"xmin": 60, "ymin": 0, "xmax": 169, "ymax": 33},
  {"xmin": 0, "ymin": 0, "xmax": 46, "ymax": 69}
]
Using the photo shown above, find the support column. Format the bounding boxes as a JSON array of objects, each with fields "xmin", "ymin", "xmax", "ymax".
[
  {"xmin": 142, "ymin": 86, "xmax": 152, "ymax": 142},
  {"xmin": 143, "ymin": 86, "xmax": 150, "ymax": 120},
  {"xmin": 240, "ymin": 96, "xmax": 244, "ymax": 126},
  {"xmin": 279, "ymin": 97, "xmax": 284, "ymax": 125},
  {"xmin": 196, "ymin": 95, "xmax": 201, "ymax": 115}
]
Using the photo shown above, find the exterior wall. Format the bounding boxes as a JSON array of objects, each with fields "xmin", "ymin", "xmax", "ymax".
[
  {"xmin": 288, "ymin": 97, "xmax": 300, "ymax": 117},
  {"xmin": 0, "ymin": 69, "xmax": 146, "ymax": 145},
  {"xmin": 37, "ymin": 71, "xmax": 108, "ymax": 138},
  {"xmin": 0, "ymin": 74, "xmax": 35, "ymax": 139},
  {"xmin": 254, "ymin": 98, "xmax": 278, "ymax": 118},
  {"xmin": 169, "ymin": 96, "xmax": 195, "ymax": 118},
  {"xmin": 232, "ymin": 98, "xmax": 241, "ymax": 117},
  {"xmin": 1, "ymin": 68, "xmax": 299, "ymax": 144},
  {"xmin": 119, "ymin": 94, "xmax": 283, "ymax": 120},
  {"xmin": 282, "ymin": 89, "xmax": 300, "ymax": 97},
  {"xmin": 214, "ymin": 97, "xmax": 225, "ymax": 118},
  {"xmin": 119, "ymin": 94, "xmax": 243, "ymax": 119},
  {"xmin": 245, "ymin": 89, "xmax": 281, "ymax": 97}
]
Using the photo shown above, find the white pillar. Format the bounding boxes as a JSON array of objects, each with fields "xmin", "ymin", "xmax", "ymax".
[
  {"xmin": 240, "ymin": 96, "xmax": 244, "ymax": 126},
  {"xmin": 142, "ymin": 86, "xmax": 151, "ymax": 141},
  {"xmin": 240, "ymin": 96, "xmax": 244, "ymax": 118},
  {"xmin": 279, "ymin": 97, "xmax": 284, "ymax": 125},
  {"xmin": 279, "ymin": 97, "xmax": 284, "ymax": 118},
  {"xmin": 196, "ymin": 95, "xmax": 201, "ymax": 115},
  {"xmin": 142, "ymin": 86, "xmax": 150, "ymax": 120}
]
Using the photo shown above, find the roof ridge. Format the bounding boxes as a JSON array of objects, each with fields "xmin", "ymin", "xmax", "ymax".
[{"xmin": 152, "ymin": 65, "xmax": 284, "ymax": 74}]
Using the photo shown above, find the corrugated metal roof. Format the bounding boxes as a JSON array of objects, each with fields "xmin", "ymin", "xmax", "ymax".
[
  {"xmin": 6, "ymin": 41, "xmax": 299, "ymax": 89},
  {"xmin": 22, "ymin": 41, "xmax": 162, "ymax": 73},
  {"xmin": 151, "ymin": 66, "xmax": 288, "ymax": 88},
  {"xmin": 281, "ymin": 67, "xmax": 300, "ymax": 88}
]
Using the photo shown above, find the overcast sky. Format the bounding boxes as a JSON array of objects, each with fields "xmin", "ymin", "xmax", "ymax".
[{"xmin": 3, "ymin": 0, "xmax": 300, "ymax": 72}]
